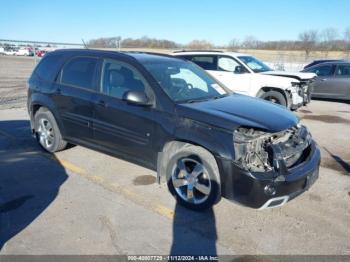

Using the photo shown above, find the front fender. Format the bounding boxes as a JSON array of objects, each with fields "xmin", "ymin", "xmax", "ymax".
[{"xmin": 174, "ymin": 118, "xmax": 234, "ymax": 160}]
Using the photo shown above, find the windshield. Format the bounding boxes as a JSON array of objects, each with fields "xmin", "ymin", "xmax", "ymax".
[
  {"xmin": 143, "ymin": 60, "xmax": 230, "ymax": 103},
  {"xmin": 238, "ymin": 56, "xmax": 272, "ymax": 73}
]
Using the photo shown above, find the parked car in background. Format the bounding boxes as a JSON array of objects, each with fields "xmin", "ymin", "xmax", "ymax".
[
  {"xmin": 0, "ymin": 47, "xmax": 4, "ymax": 55},
  {"xmin": 15, "ymin": 48, "xmax": 33, "ymax": 56},
  {"xmin": 303, "ymin": 59, "xmax": 341, "ymax": 69},
  {"xmin": 173, "ymin": 51, "xmax": 316, "ymax": 110},
  {"xmin": 36, "ymin": 50, "xmax": 48, "ymax": 57},
  {"xmin": 27, "ymin": 49, "xmax": 320, "ymax": 210},
  {"xmin": 302, "ymin": 61, "xmax": 350, "ymax": 100},
  {"xmin": 4, "ymin": 48, "xmax": 17, "ymax": 56}
]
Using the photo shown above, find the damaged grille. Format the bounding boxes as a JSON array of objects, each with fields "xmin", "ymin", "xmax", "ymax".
[
  {"xmin": 299, "ymin": 79, "xmax": 315, "ymax": 103},
  {"xmin": 268, "ymin": 125, "xmax": 312, "ymax": 168},
  {"xmin": 233, "ymin": 125, "xmax": 312, "ymax": 172}
]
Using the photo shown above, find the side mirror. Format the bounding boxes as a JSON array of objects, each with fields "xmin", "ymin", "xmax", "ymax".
[
  {"xmin": 234, "ymin": 65, "xmax": 245, "ymax": 74},
  {"xmin": 123, "ymin": 90, "xmax": 152, "ymax": 106}
]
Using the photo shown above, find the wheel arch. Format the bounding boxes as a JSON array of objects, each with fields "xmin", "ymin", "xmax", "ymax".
[
  {"xmin": 156, "ymin": 126, "xmax": 233, "ymax": 186},
  {"xmin": 256, "ymin": 86, "xmax": 291, "ymax": 108},
  {"xmin": 29, "ymin": 94, "xmax": 64, "ymax": 135}
]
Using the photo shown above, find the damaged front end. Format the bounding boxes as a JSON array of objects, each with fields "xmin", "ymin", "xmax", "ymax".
[
  {"xmin": 233, "ymin": 125, "xmax": 312, "ymax": 174},
  {"xmin": 229, "ymin": 124, "xmax": 319, "ymax": 209},
  {"xmin": 228, "ymin": 124, "xmax": 319, "ymax": 209},
  {"xmin": 291, "ymin": 79, "xmax": 314, "ymax": 109}
]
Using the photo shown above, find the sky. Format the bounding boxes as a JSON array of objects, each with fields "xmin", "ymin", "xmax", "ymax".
[{"xmin": 0, "ymin": 0, "xmax": 349, "ymax": 46}]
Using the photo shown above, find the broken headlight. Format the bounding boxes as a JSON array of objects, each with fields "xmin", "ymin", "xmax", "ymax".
[
  {"xmin": 291, "ymin": 82, "xmax": 300, "ymax": 87},
  {"xmin": 233, "ymin": 126, "xmax": 312, "ymax": 172},
  {"xmin": 233, "ymin": 128, "xmax": 272, "ymax": 172}
]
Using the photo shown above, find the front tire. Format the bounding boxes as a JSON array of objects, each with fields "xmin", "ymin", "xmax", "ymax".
[
  {"xmin": 166, "ymin": 144, "xmax": 221, "ymax": 211},
  {"xmin": 260, "ymin": 90, "xmax": 287, "ymax": 107},
  {"xmin": 34, "ymin": 107, "xmax": 67, "ymax": 153}
]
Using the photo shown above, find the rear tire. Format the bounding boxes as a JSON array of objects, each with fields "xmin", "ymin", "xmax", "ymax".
[
  {"xmin": 260, "ymin": 90, "xmax": 287, "ymax": 107},
  {"xmin": 166, "ymin": 144, "xmax": 221, "ymax": 211},
  {"xmin": 34, "ymin": 107, "xmax": 67, "ymax": 153}
]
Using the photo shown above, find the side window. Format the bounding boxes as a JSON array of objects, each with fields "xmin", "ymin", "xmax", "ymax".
[
  {"xmin": 101, "ymin": 59, "xmax": 147, "ymax": 99},
  {"xmin": 189, "ymin": 56, "xmax": 217, "ymax": 70},
  {"xmin": 34, "ymin": 54, "xmax": 63, "ymax": 82},
  {"xmin": 61, "ymin": 57, "xmax": 98, "ymax": 90},
  {"xmin": 218, "ymin": 57, "xmax": 244, "ymax": 73},
  {"xmin": 309, "ymin": 65, "xmax": 334, "ymax": 76},
  {"xmin": 335, "ymin": 65, "xmax": 350, "ymax": 76}
]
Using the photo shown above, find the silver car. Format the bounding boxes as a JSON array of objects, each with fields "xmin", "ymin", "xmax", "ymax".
[{"xmin": 302, "ymin": 61, "xmax": 350, "ymax": 100}]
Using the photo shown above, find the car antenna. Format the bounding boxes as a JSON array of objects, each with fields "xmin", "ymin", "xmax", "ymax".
[{"xmin": 81, "ymin": 39, "xmax": 88, "ymax": 49}]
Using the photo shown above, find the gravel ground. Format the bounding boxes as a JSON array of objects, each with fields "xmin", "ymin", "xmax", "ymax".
[{"xmin": 0, "ymin": 56, "xmax": 35, "ymax": 110}]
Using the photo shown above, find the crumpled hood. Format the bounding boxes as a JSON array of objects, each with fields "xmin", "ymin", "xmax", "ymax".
[
  {"xmin": 261, "ymin": 71, "xmax": 316, "ymax": 80},
  {"xmin": 176, "ymin": 94, "xmax": 299, "ymax": 132}
]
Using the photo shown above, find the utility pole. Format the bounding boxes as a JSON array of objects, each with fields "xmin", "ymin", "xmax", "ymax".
[
  {"xmin": 33, "ymin": 42, "xmax": 37, "ymax": 65},
  {"xmin": 115, "ymin": 37, "xmax": 121, "ymax": 51}
]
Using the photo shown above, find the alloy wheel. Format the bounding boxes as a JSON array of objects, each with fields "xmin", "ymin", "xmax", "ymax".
[
  {"xmin": 171, "ymin": 158, "xmax": 211, "ymax": 204},
  {"xmin": 37, "ymin": 118, "xmax": 54, "ymax": 149}
]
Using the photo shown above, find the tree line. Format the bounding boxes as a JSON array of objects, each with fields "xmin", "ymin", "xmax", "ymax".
[
  {"xmin": 87, "ymin": 26, "xmax": 350, "ymax": 58},
  {"xmin": 230, "ymin": 27, "xmax": 350, "ymax": 58}
]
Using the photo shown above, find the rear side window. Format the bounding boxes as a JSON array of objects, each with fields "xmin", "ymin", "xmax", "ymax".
[
  {"xmin": 335, "ymin": 65, "xmax": 350, "ymax": 76},
  {"xmin": 190, "ymin": 56, "xmax": 217, "ymax": 70},
  {"xmin": 61, "ymin": 57, "xmax": 98, "ymax": 90},
  {"xmin": 34, "ymin": 54, "xmax": 64, "ymax": 82},
  {"xmin": 180, "ymin": 55, "xmax": 217, "ymax": 70}
]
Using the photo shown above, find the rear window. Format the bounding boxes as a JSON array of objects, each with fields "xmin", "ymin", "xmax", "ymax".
[
  {"xmin": 34, "ymin": 54, "xmax": 64, "ymax": 82},
  {"xmin": 61, "ymin": 57, "xmax": 98, "ymax": 90}
]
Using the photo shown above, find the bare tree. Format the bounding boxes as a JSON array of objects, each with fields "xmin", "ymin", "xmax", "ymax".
[
  {"xmin": 345, "ymin": 26, "xmax": 350, "ymax": 57},
  {"xmin": 186, "ymin": 40, "xmax": 213, "ymax": 50},
  {"xmin": 242, "ymin": 35, "xmax": 259, "ymax": 49},
  {"xmin": 321, "ymin": 27, "xmax": 338, "ymax": 56},
  {"xmin": 88, "ymin": 36, "xmax": 179, "ymax": 49},
  {"xmin": 298, "ymin": 30, "xmax": 318, "ymax": 60},
  {"xmin": 228, "ymin": 38, "xmax": 240, "ymax": 51}
]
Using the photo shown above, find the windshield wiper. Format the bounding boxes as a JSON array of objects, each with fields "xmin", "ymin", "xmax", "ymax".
[{"xmin": 179, "ymin": 94, "xmax": 228, "ymax": 104}]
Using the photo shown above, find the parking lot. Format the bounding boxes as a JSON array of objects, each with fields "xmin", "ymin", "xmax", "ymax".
[{"xmin": 0, "ymin": 55, "xmax": 349, "ymax": 255}]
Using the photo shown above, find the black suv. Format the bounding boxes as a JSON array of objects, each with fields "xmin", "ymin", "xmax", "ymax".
[{"xmin": 27, "ymin": 49, "xmax": 320, "ymax": 210}]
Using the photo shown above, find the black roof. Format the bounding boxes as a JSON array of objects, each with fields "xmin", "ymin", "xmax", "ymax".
[
  {"xmin": 173, "ymin": 49, "xmax": 224, "ymax": 53},
  {"xmin": 311, "ymin": 60, "xmax": 350, "ymax": 66},
  {"xmin": 49, "ymin": 48, "xmax": 181, "ymax": 64}
]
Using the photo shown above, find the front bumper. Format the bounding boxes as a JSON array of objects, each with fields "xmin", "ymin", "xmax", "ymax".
[
  {"xmin": 289, "ymin": 83, "xmax": 313, "ymax": 110},
  {"xmin": 218, "ymin": 141, "xmax": 321, "ymax": 209}
]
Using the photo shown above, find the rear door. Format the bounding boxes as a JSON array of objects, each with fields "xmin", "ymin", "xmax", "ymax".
[
  {"xmin": 330, "ymin": 64, "xmax": 350, "ymax": 98},
  {"xmin": 53, "ymin": 56, "xmax": 99, "ymax": 143},
  {"xmin": 91, "ymin": 58, "xmax": 156, "ymax": 163}
]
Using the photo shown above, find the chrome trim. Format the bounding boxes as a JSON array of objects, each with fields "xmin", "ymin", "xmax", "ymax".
[{"xmin": 259, "ymin": 195, "xmax": 289, "ymax": 210}]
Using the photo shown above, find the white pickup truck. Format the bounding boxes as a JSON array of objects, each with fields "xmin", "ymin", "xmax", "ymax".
[{"xmin": 173, "ymin": 51, "xmax": 316, "ymax": 110}]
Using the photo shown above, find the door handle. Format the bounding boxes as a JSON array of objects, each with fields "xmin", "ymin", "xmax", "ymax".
[{"xmin": 97, "ymin": 100, "xmax": 106, "ymax": 107}]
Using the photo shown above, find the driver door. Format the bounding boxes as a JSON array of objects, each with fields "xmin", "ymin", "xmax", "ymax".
[
  {"xmin": 208, "ymin": 56, "xmax": 251, "ymax": 95},
  {"xmin": 307, "ymin": 64, "xmax": 336, "ymax": 97},
  {"xmin": 91, "ymin": 58, "xmax": 156, "ymax": 163}
]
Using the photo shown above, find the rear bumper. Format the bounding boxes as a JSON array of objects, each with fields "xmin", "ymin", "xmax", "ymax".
[{"xmin": 218, "ymin": 141, "xmax": 320, "ymax": 209}]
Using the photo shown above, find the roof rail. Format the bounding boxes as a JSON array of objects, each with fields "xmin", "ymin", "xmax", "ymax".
[
  {"xmin": 127, "ymin": 51, "xmax": 175, "ymax": 58},
  {"xmin": 173, "ymin": 49, "xmax": 224, "ymax": 53}
]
